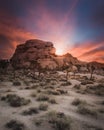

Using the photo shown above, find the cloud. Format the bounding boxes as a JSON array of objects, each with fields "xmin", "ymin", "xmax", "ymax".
[
  {"xmin": 0, "ymin": 10, "xmax": 36, "ymax": 59},
  {"xmin": 69, "ymin": 41, "xmax": 104, "ymax": 63}
]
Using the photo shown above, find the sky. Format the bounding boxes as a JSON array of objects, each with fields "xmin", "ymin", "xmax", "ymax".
[{"xmin": 0, "ymin": 0, "xmax": 104, "ymax": 63}]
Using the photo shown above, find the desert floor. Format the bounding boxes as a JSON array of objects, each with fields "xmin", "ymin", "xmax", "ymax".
[{"xmin": 0, "ymin": 72, "xmax": 104, "ymax": 130}]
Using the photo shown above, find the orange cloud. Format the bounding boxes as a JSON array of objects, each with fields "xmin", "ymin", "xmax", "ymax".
[
  {"xmin": 69, "ymin": 41, "xmax": 104, "ymax": 63},
  {"xmin": 0, "ymin": 11, "xmax": 36, "ymax": 59}
]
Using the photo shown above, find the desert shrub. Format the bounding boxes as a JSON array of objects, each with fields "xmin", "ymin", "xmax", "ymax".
[
  {"xmin": 56, "ymin": 89, "xmax": 67, "ymax": 94},
  {"xmin": 48, "ymin": 111, "xmax": 71, "ymax": 130},
  {"xmin": 13, "ymin": 81, "xmax": 21, "ymax": 86},
  {"xmin": 44, "ymin": 85, "xmax": 55, "ymax": 89},
  {"xmin": 39, "ymin": 103, "xmax": 48, "ymax": 111},
  {"xmin": 73, "ymin": 84, "xmax": 81, "ymax": 89},
  {"xmin": 61, "ymin": 81, "xmax": 72, "ymax": 86},
  {"xmin": 77, "ymin": 104, "xmax": 97, "ymax": 117},
  {"xmin": 85, "ymin": 84, "xmax": 104, "ymax": 96},
  {"xmin": 81, "ymin": 80, "xmax": 93, "ymax": 85},
  {"xmin": 1, "ymin": 94, "xmax": 30, "ymax": 107},
  {"xmin": 23, "ymin": 81, "xmax": 30, "ymax": 86},
  {"xmin": 98, "ymin": 108, "xmax": 104, "ymax": 113},
  {"xmin": 72, "ymin": 98, "xmax": 87, "ymax": 106},
  {"xmin": 101, "ymin": 101, "xmax": 104, "ymax": 105},
  {"xmin": 22, "ymin": 107, "xmax": 39, "ymax": 115},
  {"xmin": 40, "ymin": 82, "xmax": 46, "ymax": 86},
  {"xmin": 6, "ymin": 89, "xmax": 13, "ymax": 92},
  {"xmin": 48, "ymin": 98, "xmax": 57, "ymax": 104},
  {"xmin": 36, "ymin": 94, "xmax": 49, "ymax": 101},
  {"xmin": 95, "ymin": 128, "xmax": 103, "ymax": 130},
  {"xmin": 46, "ymin": 78, "xmax": 52, "ymax": 83},
  {"xmin": 35, "ymin": 119, "xmax": 43, "ymax": 126},
  {"xmin": 95, "ymin": 90, "xmax": 104, "ymax": 96},
  {"xmin": 46, "ymin": 89, "xmax": 61, "ymax": 95},
  {"xmin": 31, "ymin": 84, "xmax": 39, "ymax": 89},
  {"xmin": 30, "ymin": 92, "xmax": 37, "ymax": 97},
  {"xmin": 51, "ymin": 81, "xmax": 57, "ymax": 85},
  {"xmin": 37, "ymin": 89, "xmax": 42, "ymax": 93},
  {"xmin": 82, "ymin": 76, "xmax": 88, "ymax": 80},
  {"xmin": 5, "ymin": 119, "xmax": 24, "ymax": 130}
]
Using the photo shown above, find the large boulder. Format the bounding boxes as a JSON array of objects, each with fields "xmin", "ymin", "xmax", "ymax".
[{"xmin": 10, "ymin": 39, "xmax": 80, "ymax": 70}]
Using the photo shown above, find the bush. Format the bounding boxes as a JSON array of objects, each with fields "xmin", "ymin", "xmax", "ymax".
[
  {"xmin": 77, "ymin": 104, "xmax": 97, "ymax": 117},
  {"xmin": 46, "ymin": 89, "xmax": 61, "ymax": 95},
  {"xmin": 98, "ymin": 108, "xmax": 104, "ymax": 113},
  {"xmin": 81, "ymin": 80, "xmax": 93, "ymax": 85},
  {"xmin": 13, "ymin": 81, "xmax": 21, "ymax": 86},
  {"xmin": 36, "ymin": 94, "xmax": 49, "ymax": 101},
  {"xmin": 23, "ymin": 81, "xmax": 30, "ymax": 86},
  {"xmin": 72, "ymin": 98, "xmax": 87, "ymax": 106},
  {"xmin": 73, "ymin": 84, "xmax": 81, "ymax": 89},
  {"xmin": 37, "ymin": 89, "xmax": 42, "ymax": 93},
  {"xmin": 48, "ymin": 111, "xmax": 71, "ymax": 130},
  {"xmin": 101, "ymin": 101, "xmax": 104, "ymax": 105},
  {"xmin": 85, "ymin": 84, "xmax": 104, "ymax": 96},
  {"xmin": 48, "ymin": 98, "xmax": 57, "ymax": 104},
  {"xmin": 5, "ymin": 120, "xmax": 24, "ymax": 130},
  {"xmin": 30, "ymin": 92, "xmax": 37, "ymax": 97},
  {"xmin": 1, "ymin": 94, "xmax": 30, "ymax": 107},
  {"xmin": 22, "ymin": 107, "xmax": 39, "ymax": 115},
  {"xmin": 61, "ymin": 81, "xmax": 72, "ymax": 86},
  {"xmin": 39, "ymin": 103, "xmax": 48, "ymax": 111},
  {"xmin": 35, "ymin": 119, "xmax": 43, "ymax": 126},
  {"xmin": 57, "ymin": 89, "xmax": 67, "ymax": 95}
]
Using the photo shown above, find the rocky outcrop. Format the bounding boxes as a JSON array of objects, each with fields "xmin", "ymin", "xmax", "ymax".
[{"xmin": 10, "ymin": 39, "xmax": 80, "ymax": 70}]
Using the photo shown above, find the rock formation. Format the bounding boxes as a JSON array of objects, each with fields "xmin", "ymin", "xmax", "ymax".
[{"xmin": 10, "ymin": 39, "xmax": 80, "ymax": 70}]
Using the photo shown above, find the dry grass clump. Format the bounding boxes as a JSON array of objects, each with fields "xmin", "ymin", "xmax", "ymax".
[
  {"xmin": 47, "ymin": 111, "xmax": 71, "ymax": 130},
  {"xmin": 1, "ymin": 94, "xmax": 30, "ymax": 107},
  {"xmin": 73, "ymin": 84, "xmax": 81, "ymax": 89},
  {"xmin": 56, "ymin": 89, "xmax": 68, "ymax": 95},
  {"xmin": 30, "ymin": 91, "xmax": 37, "ymax": 97},
  {"xmin": 81, "ymin": 80, "xmax": 93, "ymax": 85},
  {"xmin": 48, "ymin": 98, "xmax": 57, "ymax": 104},
  {"xmin": 61, "ymin": 81, "xmax": 72, "ymax": 86},
  {"xmin": 5, "ymin": 119, "xmax": 24, "ymax": 130},
  {"xmin": 51, "ymin": 81, "xmax": 58, "ymax": 85},
  {"xmin": 84, "ymin": 124, "xmax": 103, "ymax": 130},
  {"xmin": 13, "ymin": 81, "xmax": 21, "ymax": 86},
  {"xmin": 22, "ymin": 107, "xmax": 39, "ymax": 115},
  {"xmin": 23, "ymin": 80, "xmax": 30, "ymax": 86},
  {"xmin": 39, "ymin": 103, "xmax": 48, "ymax": 111},
  {"xmin": 36, "ymin": 94, "xmax": 49, "ymax": 101},
  {"xmin": 85, "ymin": 84, "xmax": 104, "ymax": 96},
  {"xmin": 77, "ymin": 104, "xmax": 97, "ymax": 117},
  {"xmin": 98, "ymin": 108, "xmax": 104, "ymax": 114},
  {"xmin": 72, "ymin": 98, "xmax": 87, "ymax": 106},
  {"xmin": 35, "ymin": 119, "xmax": 43, "ymax": 126},
  {"xmin": 101, "ymin": 100, "xmax": 104, "ymax": 105},
  {"xmin": 37, "ymin": 88, "xmax": 42, "ymax": 93},
  {"xmin": 46, "ymin": 89, "xmax": 61, "ymax": 95}
]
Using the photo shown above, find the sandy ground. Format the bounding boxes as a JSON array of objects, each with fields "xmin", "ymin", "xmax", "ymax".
[{"xmin": 0, "ymin": 72, "xmax": 104, "ymax": 130}]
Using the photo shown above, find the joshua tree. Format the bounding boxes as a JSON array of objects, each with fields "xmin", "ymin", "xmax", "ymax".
[
  {"xmin": 87, "ymin": 64, "xmax": 95, "ymax": 80},
  {"xmin": 63, "ymin": 61, "xmax": 73, "ymax": 81},
  {"xmin": 72, "ymin": 65, "xmax": 78, "ymax": 76}
]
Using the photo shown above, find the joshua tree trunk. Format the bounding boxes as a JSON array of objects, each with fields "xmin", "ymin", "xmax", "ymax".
[
  {"xmin": 90, "ymin": 71, "xmax": 93, "ymax": 80},
  {"xmin": 66, "ymin": 70, "xmax": 70, "ymax": 81}
]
